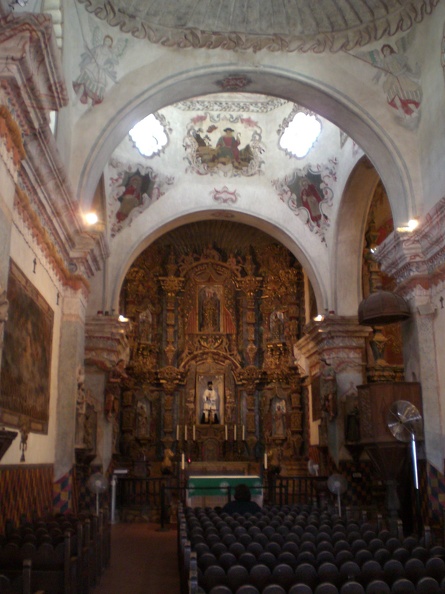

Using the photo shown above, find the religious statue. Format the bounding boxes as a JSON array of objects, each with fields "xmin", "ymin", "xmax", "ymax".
[
  {"xmin": 341, "ymin": 381, "xmax": 360, "ymax": 442},
  {"xmin": 161, "ymin": 447, "xmax": 175, "ymax": 474},
  {"xmin": 272, "ymin": 397, "xmax": 287, "ymax": 437},
  {"xmin": 104, "ymin": 359, "xmax": 128, "ymax": 421},
  {"xmin": 136, "ymin": 401, "xmax": 149, "ymax": 439},
  {"xmin": 200, "ymin": 381, "xmax": 219, "ymax": 424},
  {"xmin": 270, "ymin": 311, "xmax": 285, "ymax": 341},
  {"xmin": 320, "ymin": 358, "xmax": 337, "ymax": 420},
  {"xmin": 199, "ymin": 286, "xmax": 220, "ymax": 332},
  {"xmin": 75, "ymin": 368, "xmax": 87, "ymax": 447}
]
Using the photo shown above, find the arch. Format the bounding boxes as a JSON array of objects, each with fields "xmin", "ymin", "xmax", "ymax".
[
  {"xmin": 72, "ymin": 58, "xmax": 415, "ymax": 227},
  {"xmin": 106, "ymin": 208, "xmax": 329, "ymax": 318},
  {"xmin": 332, "ymin": 157, "xmax": 381, "ymax": 316}
]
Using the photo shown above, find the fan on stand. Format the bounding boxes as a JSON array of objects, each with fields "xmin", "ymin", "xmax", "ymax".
[
  {"xmin": 87, "ymin": 472, "xmax": 109, "ymax": 516},
  {"xmin": 386, "ymin": 400, "xmax": 423, "ymax": 534},
  {"xmin": 327, "ymin": 473, "xmax": 348, "ymax": 517}
]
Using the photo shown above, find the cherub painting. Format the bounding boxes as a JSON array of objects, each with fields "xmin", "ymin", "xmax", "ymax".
[{"xmin": 73, "ymin": 26, "xmax": 127, "ymax": 106}]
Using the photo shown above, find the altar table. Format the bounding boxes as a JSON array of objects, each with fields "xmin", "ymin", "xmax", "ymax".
[{"xmin": 187, "ymin": 475, "xmax": 263, "ymax": 508}]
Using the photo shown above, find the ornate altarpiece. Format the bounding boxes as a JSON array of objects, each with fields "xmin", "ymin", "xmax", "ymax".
[{"xmin": 113, "ymin": 222, "xmax": 308, "ymax": 476}]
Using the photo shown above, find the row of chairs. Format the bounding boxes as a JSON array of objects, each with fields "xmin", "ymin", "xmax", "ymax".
[
  {"xmin": 179, "ymin": 504, "xmax": 445, "ymax": 594},
  {"xmin": 0, "ymin": 510, "xmax": 111, "ymax": 594}
]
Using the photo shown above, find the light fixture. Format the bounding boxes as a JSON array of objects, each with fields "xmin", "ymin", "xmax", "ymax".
[
  {"xmin": 118, "ymin": 314, "xmax": 129, "ymax": 323},
  {"xmin": 396, "ymin": 218, "xmax": 419, "ymax": 233},
  {"xmin": 84, "ymin": 212, "xmax": 99, "ymax": 226},
  {"xmin": 313, "ymin": 314, "xmax": 324, "ymax": 322}
]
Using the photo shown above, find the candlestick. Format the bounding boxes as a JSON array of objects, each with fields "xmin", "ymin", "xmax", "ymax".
[
  {"xmin": 176, "ymin": 425, "xmax": 179, "ymax": 440},
  {"xmin": 234, "ymin": 425, "xmax": 237, "ymax": 441},
  {"xmin": 184, "ymin": 425, "xmax": 187, "ymax": 441},
  {"xmin": 264, "ymin": 453, "xmax": 268, "ymax": 470},
  {"xmin": 181, "ymin": 452, "xmax": 185, "ymax": 470},
  {"xmin": 225, "ymin": 424, "xmax": 228, "ymax": 441},
  {"xmin": 242, "ymin": 425, "xmax": 245, "ymax": 441},
  {"xmin": 193, "ymin": 425, "xmax": 196, "ymax": 441}
]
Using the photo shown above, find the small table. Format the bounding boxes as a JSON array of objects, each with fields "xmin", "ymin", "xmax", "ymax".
[{"xmin": 187, "ymin": 475, "xmax": 263, "ymax": 508}]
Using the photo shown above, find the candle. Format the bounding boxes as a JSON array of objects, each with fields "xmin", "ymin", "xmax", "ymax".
[
  {"xmin": 181, "ymin": 453, "xmax": 185, "ymax": 470},
  {"xmin": 234, "ymin": 425, "xmax": 237, "ymax": 441},
  {"xmin": 242, "ymin": 425, "xmax": 245, "ymax": 441},
  {"xmin": 264, "ymin": 453, "xmax": 268, "ymax": 470},
  {"xmin": 176, "ymin": 425, "xmax": 179, "ymax": 440},
  {"xmin": 225, "ymin": 424, "xmax": 228, "ymax": 441},
  {"xmin": 184, "ymin": 425, "xmax": 187, "ymax": 441},
  {"xmin": 193, "ymin": 425, "xmax": 196, "ymax": 441}
]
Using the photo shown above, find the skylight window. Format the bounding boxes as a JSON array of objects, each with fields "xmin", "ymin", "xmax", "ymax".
[
  {"xmin": 279, "ymin": 111, "xmax": 321, "ymax": 158},
  {"xmin": 129, "ymin": 114, "xmax": 168, "ymax": 158}
]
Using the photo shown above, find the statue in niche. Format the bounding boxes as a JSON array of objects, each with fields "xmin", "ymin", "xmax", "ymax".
[
  {"xmin": 320, "ymin": 358, "xmax": 337, "ymax": 420},
  {"xmin": 341, "ymin": 382, "xmax": 360, "ymax": 442},
  {"xmin": 161, "ymin": 447, "xmax": 175, "ymax": 474},
  {"xmin": 75, "ymin": 376, "xmax": 87, "ymax": 448},
  {"xmin": 271, "ymin": 395, "xmax": 287, "ymax": 437},
  {"xmin": 270, "ymin": 310, "xmax": 285, "ymax": 341},
  {"xmin": 200, "ymin": 381, "xmax": 220, "ymax": 424},
  {"xmin": 138, "ymin": 308, "xmax": 153, "ymax": 343},
  {"xmin": 136, "ymin": 401, "xmax": 149, "ymax": 439},
  {"xmin": 104, "ymin": 359, "xmax": 128, "ymax": 421},
  {"xmin": 199, "ymin": 286, "xmax": 221, "ymax": 332}
]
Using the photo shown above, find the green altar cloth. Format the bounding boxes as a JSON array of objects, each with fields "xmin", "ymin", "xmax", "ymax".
[{"xmin": 187, "ymin": 475, "xmax": 263, "ymax": 507}]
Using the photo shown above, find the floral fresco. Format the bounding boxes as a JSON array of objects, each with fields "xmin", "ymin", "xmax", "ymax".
[{"xmin": 184, "ymin": 114, "xmax": 265, "ymax": 177}]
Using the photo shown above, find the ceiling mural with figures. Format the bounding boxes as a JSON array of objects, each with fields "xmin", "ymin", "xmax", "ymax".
[{"xmin": 104, "ymin": 93, "xmax": 360, "ymax": 240}]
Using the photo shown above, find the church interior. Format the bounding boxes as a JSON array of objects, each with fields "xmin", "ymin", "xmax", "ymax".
[{"xmin": 1, "ymin": 0, "xmax": 445, "ymax": 592}]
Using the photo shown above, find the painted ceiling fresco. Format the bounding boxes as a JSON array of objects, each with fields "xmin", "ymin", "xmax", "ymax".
[{"xmin": 104, "ymin": 93, "xmax": 361, "ymax": 241}]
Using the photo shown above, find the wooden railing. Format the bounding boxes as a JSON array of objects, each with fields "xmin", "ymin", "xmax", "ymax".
[
  {"xmin": 115, "ymin": 474, "xmax": 327, "ymax": 519},
  {"xmin": 264, "ymin": 475, "xmax": 328, "ymax": 507}
]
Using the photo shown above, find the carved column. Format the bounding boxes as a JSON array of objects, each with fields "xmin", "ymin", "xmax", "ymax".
[
  {"xmin": 237, "ymin": 275, "xmax": 262, "ymax": 365},
  {"xmin": 376, "ymin": 206, "xmax": 445, "ymax": 472},
  {"xmin": 158, "ymin": 366, "xmax": 184, "ymax": 449},
  {"xmin": 159, "ymin": 276, "xmax": 184, "ymax": 366}
]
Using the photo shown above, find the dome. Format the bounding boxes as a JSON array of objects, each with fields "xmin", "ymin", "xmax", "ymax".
[{"xmin": 358, "ymin": 290, "xmax": 411, "ymax": 326}]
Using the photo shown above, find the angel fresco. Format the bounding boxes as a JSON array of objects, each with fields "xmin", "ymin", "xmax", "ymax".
[
  {"xmin": 358, "ymin": 33, "xmax": 422, "ymax": 127},
  {"xmin": 73, "ymin": 28, "xmax": 127, "ymax": 106}
]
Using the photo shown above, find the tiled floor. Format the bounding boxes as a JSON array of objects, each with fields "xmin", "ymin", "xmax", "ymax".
[{"xmin": 94, "ymin": 523, "xmax": 180, "ymax": 594}]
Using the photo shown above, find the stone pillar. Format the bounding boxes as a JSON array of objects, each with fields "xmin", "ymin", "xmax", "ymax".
[
  {"xmin": 376, "ymin": 209, "xmax": 445, "ymax": 472},
  {"xmin": 84, "ymin": 314, "xmax": 131, "ymax": 471},
  {"xmin": 297, "ymin": 315, "xmax": 370, "ymax": 467},
  {"xmin": 54, "ymin": 291, "xmax": 88, "ymax": 480}
]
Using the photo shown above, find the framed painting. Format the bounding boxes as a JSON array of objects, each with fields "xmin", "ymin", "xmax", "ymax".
[
  {"xmin": 197, "ymin": 284, "xmax": 223, "ymax": 333},
  {"xmin": 196, "ymin": 373, "xmax": 224, "ymax": 425},
  {"xmin": 0, "ymin": 262, "xmax": 53, "ymax": 433}
]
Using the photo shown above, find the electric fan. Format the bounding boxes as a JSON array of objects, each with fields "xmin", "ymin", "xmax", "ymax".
[
  {"xmin": 386, "ymin": 400, "xmax": 423, "ymax": 533},
  {"xmin": 327, "ymin": 473, "xmax": 348, "ymax": 517},
  {"xmin": 87, "ymin": 472, "xmax": 109, "ymax": 515}
]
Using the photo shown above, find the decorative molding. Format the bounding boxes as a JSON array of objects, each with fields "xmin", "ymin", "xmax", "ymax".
[
  {"xmin": 77, "ymin": 0, "xmax": 439, "ymax": 53},
  {"xmin": 0, "ymin": 106, "xmax": 25, "ymax": 178},
  {"xmin": 211, "ymin": 186, "xmax": 239, "ymax": 205},
  {"xmin": 376, "ymin": 197, "xmax": 445, "ymax": 295}
]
